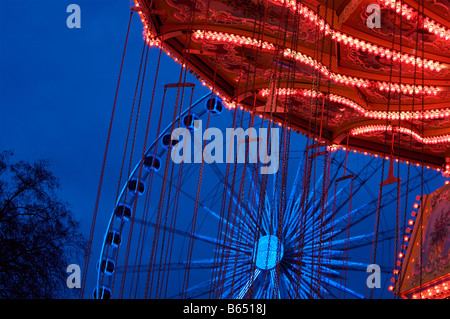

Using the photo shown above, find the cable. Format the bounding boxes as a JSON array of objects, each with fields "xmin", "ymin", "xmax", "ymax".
[{"xmin": 81, "ymin": 11, "xmax": 133, "ymax": 299}]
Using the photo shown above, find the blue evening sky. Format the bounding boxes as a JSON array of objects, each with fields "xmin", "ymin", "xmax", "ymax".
[
  {"xmin": 1, "ymin": 0, "xmax": 199, "ymax": 234},
  {"xmin": 0, "ymin": 0, "xmax": 217, "ymax": 297}
]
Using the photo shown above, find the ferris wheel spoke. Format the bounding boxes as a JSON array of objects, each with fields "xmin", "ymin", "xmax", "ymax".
[
  {"xmin": 209, "ymin": 162, "xmax": 262, "ymax": 231},
  {"xmin": 167, "ymin": 279, "xmax": 213, "ymax": 299},
  {"xmin": 242, "ymin": 164, "xmax": 274, "ymax": 235},
  {"xmin": 200, "ymin": 201, "xmax": 256, "ymax": 246},
  {"xmin": 282, "ymin": 195, "xmax": 303, "ymax": 239},
  {"xmin": 318, "ymin": 259, "xmax": 370, "ymax": 272},
  {"xmin": 279, "ymin": 268, "xmax": 301, "ymax": 298},
  {"xmin": 301, "ymin": 216, "xmax": 347, "ymax": 246},
  {"xmin": 301, "ymin": 173, "xmax": 350, "ymax": 232},
  {"xmin": 153, "ymin": 169, "xmax": 225, "ymax": 220},
  {"xmin": 299, "ymin": 258, "xmax": 341, "ymax": 277},
  {"xmin": 216, "ymin": 263, "xmax": 255, "ymax": 298},
  {"xmin": 329, "ymin": 157, "xmax": 380, "ymax": 211},
  {"xmin": 322, "ymin": 169, "xmax": 439, "ymax": 240},
  {"xmin": 283, "ymin": 263, "xmax": 323, "ymax": 298},
  {"xmin": 283, "ymin": 151, "xmax": 305, "ymax": 216},
  {"xmin": 236, "ymin": 268, "xmax": 261, "ymax": 299},
  {"xmin": 245, "ymin": 165, "xmax": 264, "ymax": 212},
  {"xmin": 299, "ymin": 262, "xmax": 354, "ymax": 298},
  {"xmin": 134, "ymin": 218, "xmax": 252, "ymax": 254},
  {"xmin": 269, "ymin": 269, "xmax": 282, "ymax": 299},
  {"xmin": 329, "ymin": 230, "xmax": 395, "ymax": 250},
  {"xmin": 327, "ymin": 259, "xmax": 391, "ymax": 274},
  {"xmin": 255, "ymin": 270, "xmax": 272, "ymax": 299},
  {"xmin": 298, "ymin": 199, "xmax": 325, "ymax": 238},
  {"xmin": 116, "ymin": 258, "xmax": 218, "ymax": 273},
  {"xmin": 320, "ymin": 202, "xmax": 374, "ymax": 238},
  {"xmin": 304, "ymin": 173, "xmax": 325, "ymax": 209},
  {"xmin": 301, "ymin": 276, "xmax": 327, "ymax": 299},
  {"xmin": 323, "ymin": 178, "xmax": 353, "ymax": 213},
  {"xmin": 302, "ymin": 181, "xmax": 354, "ymax": 239},
  {"xmin": 154, "ymin": 168, "xmax": 257, "ymax": 246}
]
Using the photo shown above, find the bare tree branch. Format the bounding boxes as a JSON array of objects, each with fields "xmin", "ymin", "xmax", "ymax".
[{"xmin": 0, "ymin": 151, "xmax": 86, "ymax": 298}]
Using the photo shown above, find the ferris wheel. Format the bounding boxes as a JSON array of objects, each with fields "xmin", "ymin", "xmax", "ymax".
[{"xmin": 90, "ymin": 89, "xmax": 442, "ymax": 299}]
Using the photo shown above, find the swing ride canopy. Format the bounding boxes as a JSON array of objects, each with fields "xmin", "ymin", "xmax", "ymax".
[{"xmin": 134, "ymin": 0, "xmax": 450, "ymax": 173}]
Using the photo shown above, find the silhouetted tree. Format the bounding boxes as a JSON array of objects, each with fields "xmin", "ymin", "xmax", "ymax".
[{"xmin": 0, "ymin": 150, "xmax": 86, "ymax": 298}]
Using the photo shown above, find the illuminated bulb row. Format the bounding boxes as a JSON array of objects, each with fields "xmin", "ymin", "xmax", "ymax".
[
  {"xmin": 389, "ymin": 199, "xmax": 423, "ymax": 293},
  {"xmin": 193, "ymin": 30, "xmax": 275, "ymax": 50},
  {"xmin": 381, "ymin": 0, "xmax": 414, "ymax": 20},
  {"xmin": 283, "ymin": 49, "xmax": 328, "ymax": 73},
  {"xmin": 329, "ymin": 94, "xmax": 366, "ymax": 114},
  {"xmin": 442, "ymin": 158, "xmax": 450, "ymax": 177},
  {"xmin": 192, "ymin": 30, "xmax": 444, "ymax": 96},
  {"xmin": 405, "ymin": 129, "xmax": 450, "ymax": 145},
  {"xmin": 148, "ymin": 39, "xmax": 236, "ymax": 114},
  {"xmin": 134, "ymin": 1, "xmax": 149, "ymax": 34},
  {"xmin": 161, "ymin": 48, "xmax": 189, "ymax": 69},
  {"xmin": 383, "ymin": 0, "xmax": 450, "ymax": 42},
  {"xmin": 262, "ymin": 88, "xmax": 450, "ymax": 121},
  {"xmin": 350, "ymin": 124, "xmax": 450, "ymax": 146},
  {"xmin": 327, "ymin": 144, "xmax": 442, "ymax": 173},
  {"xmin": 412, "ymin": 282, "xmax": 450, "ymax": 299},
  {"xmin": 133, "ymin": 0, "xmax": 161, "ymax": 47},
  {"xmin": 223, "ymin": 98, "xmax": 295, "ymax": 130},
  {"xmin": 283, "ymin": 48, "xmax": 370, "ymax": 88},
  {"xmin": 424, "ymin": 18, "xmax": 450, "ymax": 41},
  {"xmin": 194, "ymin": 31, "xmax": 370, "ymax": 88},
  {"xmin": 329, "ymin": 73, "xmax": 369, "ymax": 88},
  {"xmin": 269, "ymin": 0, "xmax": 443, "ymax": 71},
  {"xmin": 366, "ymin": 108, "xmax": 450, "ymax": 121},
  {"xmin": 145, "ymin": 35, "xmax": 161, "ymax": 47},
  {"xmin": 406, "ymin": 197, "xmax": 450, "ymax": 299},
  {"xmin": 349, "ymin": 124, "xmax": 400, "ymax": 140},
  {"xmin": 327, "ymin": 145, "xmax": 340, "ymax": 152},
  {"xmin": 134, "ymin": 0, "xmax": 449, "ymax": 164},
  {"xmin": 259, "ymin": 87, "xmax": 323, "ymax": 98},
  {"xmin": 332, "ymin": 31, "xmax": 441, "ymax": 71},
  {"xmin": 349, "ymin": 124, "xmax": 393, "ymax": 136},
  {"xmin": 260, "ymin": 89, "xmax": 369, "ymax": 115},
  {"xmin": 222, "ymin": 98, "xmax": 289, "ymax": 129},
  {"xmin": 378, "ymin": 82, "xmax": 439, "ymax": 96},
  {"xmin": 289, "ymin": 47, "xmax": 436, "ymax": 94},
  {"xmin": 222, "ymin": 100, "xmax": 238, "ymax": 109},
  {"xmin": 137, "ymin": 0, "xmax": 444, "ymax": 72},
  {"xmin": 148, "ymin": 39, "xmax": 300, "ymax": 133},
  {"xmin": 368, "ymin": 110, "xmax": 416, "ymax": 120}
]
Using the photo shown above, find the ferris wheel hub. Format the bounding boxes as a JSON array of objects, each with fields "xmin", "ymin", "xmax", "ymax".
[{"xmin": 253, "ymin": 235, "xmax": 284, "ymax": 270}]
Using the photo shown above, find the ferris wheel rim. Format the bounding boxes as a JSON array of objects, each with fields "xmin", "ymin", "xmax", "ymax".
[{"xmin": 94, "ymin": 91, "xmax": 215, "ymax": 298}]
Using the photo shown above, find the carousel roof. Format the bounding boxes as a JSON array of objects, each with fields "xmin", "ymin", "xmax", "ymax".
[{"xmin": 134, "ymin": 0, "xmax": 450, "ymax": 172}]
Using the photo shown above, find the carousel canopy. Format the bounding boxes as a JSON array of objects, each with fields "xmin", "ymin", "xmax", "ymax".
[{"xmin": 134, "ymin": 0, "xmax": 450, "ymax": 172}]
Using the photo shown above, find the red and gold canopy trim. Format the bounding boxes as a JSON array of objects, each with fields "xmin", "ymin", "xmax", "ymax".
[{"xmin": 132, "ymin": 0, "xmax": 450, "ymax": 172}]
